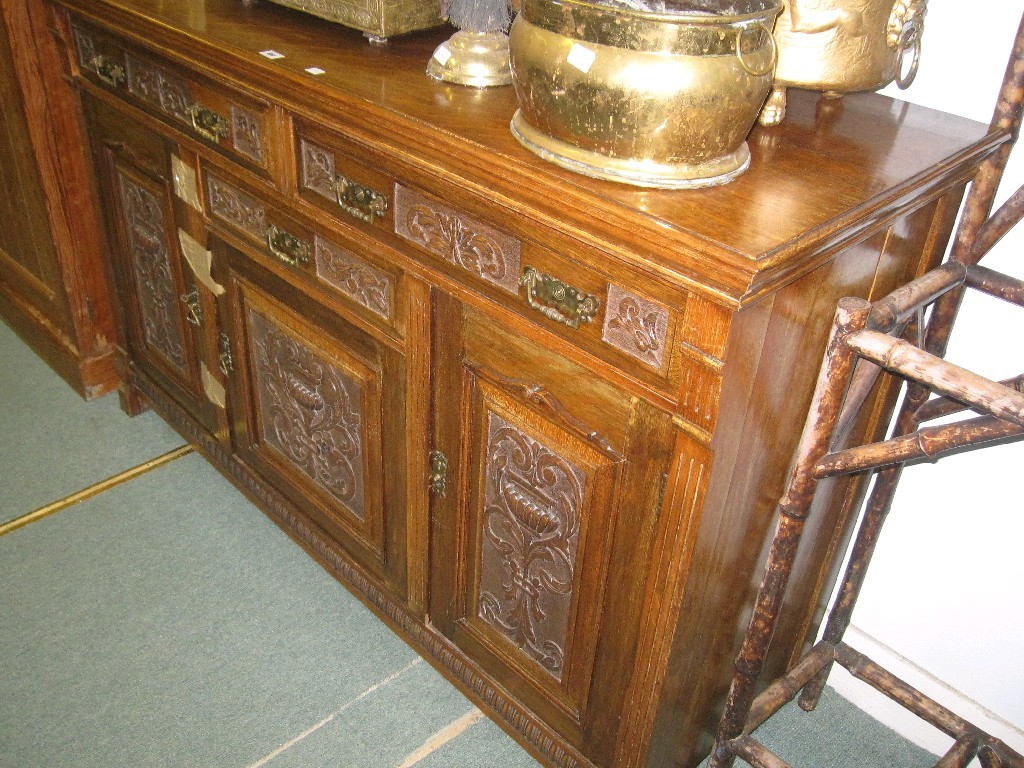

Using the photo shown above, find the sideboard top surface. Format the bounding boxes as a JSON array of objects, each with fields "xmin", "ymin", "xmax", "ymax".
[{"xmin": 60, "ymin": 0, "xmax": 997, "ymax": 304}]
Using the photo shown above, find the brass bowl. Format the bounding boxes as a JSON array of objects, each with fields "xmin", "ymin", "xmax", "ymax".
[
  {"xmin": 760, "ymin": 0, "xmax": 927, "ymax": 125},
  {"xmin": 508, "ymin": 0, "xmax": 783, "ymax": 189}
]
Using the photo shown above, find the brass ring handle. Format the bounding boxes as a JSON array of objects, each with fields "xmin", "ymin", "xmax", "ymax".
[
  {"xmin": 735, "ymin": 22, "xmax": 777, "ymax": 78},
  {"xmin": 187, "ymin": 104, "xmax": 229, "ymax": 143},
  {"xmin": 331, "ymin": 175, "xmax": 389, "ymax": 224},
  {"xmin": 520, "ymin": 267, "xmax": 600, "ymax": 330},
  {"xmin": 895, "ymin": 18, "xmax": 923, "ymax": 90},
  {"xmin": 265, "ymin": 223, "xmax": 311, "ymax": 268},
  {"xmin": 89, "ymin": 55, "xmax": 125, "ymax": 88}
]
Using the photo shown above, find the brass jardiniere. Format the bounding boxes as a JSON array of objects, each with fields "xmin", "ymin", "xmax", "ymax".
[{"xmin": 509, "ymin": 0, "xmax": 783, "ymax": 189}]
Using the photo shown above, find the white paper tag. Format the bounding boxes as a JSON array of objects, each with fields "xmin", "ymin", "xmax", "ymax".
[
  {"xmin": 305, "ymin": 66, "xmax": 326, "ymax": 75},
  {"xmin": 566, "ymin": 43, "xmax": 596, "ymax": 74},
  {"xmin": 433, "ymin": 46, "xmax": 452, "ymax": 66},
  {"xmin": 259, "ymin": 49, "xmax": 285, "ymax": 60}
]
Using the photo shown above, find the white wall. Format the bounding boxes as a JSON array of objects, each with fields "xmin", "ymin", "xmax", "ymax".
[{"xmin": 824, "ymin": 3, "xmax": 1024, "ymax": 758}]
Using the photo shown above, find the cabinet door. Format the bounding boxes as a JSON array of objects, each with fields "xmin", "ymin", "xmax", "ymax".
[
  {"xmin": 86, "ymin": 97, "xmax": 220, "ymax": 434},
  {"xmin": 430, "ymin": 292, "xmax": 676, "ymax": 755},
  {"xmin": 220, "ymin": 240, "xmax": 408, "ymax": 598}
]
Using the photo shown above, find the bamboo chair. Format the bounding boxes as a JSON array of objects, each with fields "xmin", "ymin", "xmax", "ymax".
[{"xmin": 707, "ymin": 15, "xmax": 1024, "ymax": 768}]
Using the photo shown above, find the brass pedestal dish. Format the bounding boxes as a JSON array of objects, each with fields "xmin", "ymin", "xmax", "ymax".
[
  {"xmin": 760, "ymin": 0, "xmax": 927, "ymax": 125},
  {"xmin": 508, "ymin": 0, "xmax": 782, "ymax": 189}
]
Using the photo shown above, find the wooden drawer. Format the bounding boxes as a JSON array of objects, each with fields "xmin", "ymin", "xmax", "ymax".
[
  {"xmin": 69, "ymin": 20, "xmax": 278, "ymax": 181},
  {"xmin": 294, "ymin": 121, "xmax": 690, "ymax": 399},
  {"xmin": 201, "ymin": 163, "xmax": 406, "ymax": 340}
]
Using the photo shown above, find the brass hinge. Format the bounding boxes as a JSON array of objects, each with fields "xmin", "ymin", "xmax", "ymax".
[{"xmin": 428, "ymin": 450, "xmax": 448, "ymax": 497}]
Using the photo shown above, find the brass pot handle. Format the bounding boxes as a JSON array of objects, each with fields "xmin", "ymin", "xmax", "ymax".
[
  {"xmin": 331, "ymin": 174, "xmax": 389, "ymax": 224},
  {"xmin": 521, "ymin": 267, "xmax": 600, "ymax": 329},
  {"xmin": 89, "ymin": 55, "xmax": 125, "ymax": 88},
  {"xmin": 265, "ymin": 223, "xmax": 311, "ymax": 268},
  {"xmin": 735, "ymin": 22, "xmax": 777, "ymax": 78},
  {"xmin": 895, "ymin": 17, "xmax": 923, "ymax": 90},
  {"xmin": 188, "ymin": 104, "xmax": 229, "ymax": 143}
]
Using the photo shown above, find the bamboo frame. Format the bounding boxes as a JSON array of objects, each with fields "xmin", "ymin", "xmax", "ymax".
[{"xmin": 707, "ymin": 13, "xmax": 1024, "ymax": 768}]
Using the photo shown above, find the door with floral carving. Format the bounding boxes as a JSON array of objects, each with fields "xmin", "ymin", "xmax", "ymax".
[
  {"xmin": 429, "ymin": 292, "xmax": 677, "ymax": 758},
  {"xmin": 86, "ymin": 97, "xmax": 221, "ymax": 434},
  {"xmin": 219, "ymin": 239, "xmax": 409, "ymax": 600}
]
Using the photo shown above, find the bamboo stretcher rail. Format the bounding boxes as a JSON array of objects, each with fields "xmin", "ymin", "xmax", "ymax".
[
  {"xmin": 815, "ymin": 414, "xmax": 1024, "ymax": 476},
  {"xmin": 965, "ymin": 264, "xmax": 1024, "ymax": 307},
  {"xmin": 915, "ymin": 373, "xmax": 1024, "ymax": 423},
  {"xmin": 845, "ymin": 330, "xmax": 1024, "ymax": 424}
]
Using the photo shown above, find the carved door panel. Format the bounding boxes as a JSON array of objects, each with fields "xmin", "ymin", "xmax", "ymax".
[
  {"xmin": 430, "ymin": 293, "xmax": 676, "ymax": 756},
  {"xmin": 85, "ymin": 97, "xmax": 220, "ymax": 434},
  {"xmin": 221, "ymin": 241, "xmax": 407, "ymax": 598}
]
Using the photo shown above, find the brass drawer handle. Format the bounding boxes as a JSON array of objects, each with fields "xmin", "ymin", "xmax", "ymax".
[
  {"xmin": 520, "ymin": 267, "xmax": 600, "ymax": 329},
  {"xmin": 180, "ymin": 286, "xmax": 203, "ymax": 326},
  {"xmin": 265, "ymin": 223, "xmax": 311, "ymax": 268},
  {"xmin": 187, "ymin": 104, "xmax": 229, "ymax": 143},
  {"xmin": 331, "ymin": 174, "xmax": 388, "ymax": 224},
  {"xmin": 89, "ymin": 55, "xmax": 125, "ymax": 88}
]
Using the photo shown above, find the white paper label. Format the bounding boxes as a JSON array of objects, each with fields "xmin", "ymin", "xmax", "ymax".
[
  {"xmin": 433, "ymin": 46, "xmax": 452, "ymax": 66},
  {"xmin": 259, "ymin": 49, "xmax": 285, "ymax": 60},
  {"xmin": 566, "ymin": 44, "xmax": 596, "ymax": 74},
  {"xmin": 304, "ymin": 66, "xmax": 326, "ymax": 75}
]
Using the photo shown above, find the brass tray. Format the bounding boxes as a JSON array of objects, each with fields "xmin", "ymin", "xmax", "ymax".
[{"xmin": 264, "ymin": 0, "xmax": 443, "ymax": 40}]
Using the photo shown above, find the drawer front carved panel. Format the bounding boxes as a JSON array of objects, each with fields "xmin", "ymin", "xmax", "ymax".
[
  {"xmin": 602, "ymin": 284, "xmax": 670, "ymax": 370},
  {"xmin": 479, "ymin": 410, "xmax": 585, "ymax": 681},
  {"xmin": 231, "ymin": 106, "xmax": 264, "ymax": 163},
  {"xmin": 116, "ymin": 169, "xmax": 187, "ymax": 373},
  {"xmin": 314, "ymin": 235, "xmax": 393, "ymax": 320},
  {"xmin": 394, "ymin": 185, "xmax": 521, "ymax": 295},
  {"xmin": 248, "ymin": 308, "xmax": 367, "ymax": 520},
  {"xmin": 206, "ymin": 173, "xmax": 267, "ymax": 239}
]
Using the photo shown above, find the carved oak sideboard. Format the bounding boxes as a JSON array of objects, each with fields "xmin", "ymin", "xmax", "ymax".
[{"xmin": 44, "ymin": 0, "xmax": 999, "ymax": 765}]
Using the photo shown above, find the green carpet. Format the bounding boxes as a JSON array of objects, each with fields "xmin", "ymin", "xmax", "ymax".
[
  {"xmin": 0, "ymin": 453, "xmax": 426, "ymax": 768},
  {"xmin": 0, "ymin": 314, "xmax": 942, "ymax": 767},
  {"xmin": 0, "ymin": 321, "xmax": 185, "ymax": 524}
]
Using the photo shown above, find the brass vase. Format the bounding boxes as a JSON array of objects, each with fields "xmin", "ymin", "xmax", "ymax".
[
  {"xmin": 760, "ymin": 0, "xmax": 927, "ymax": 125},
  {"xmin": 508, "ymin": 0, "xmax": 783, "ymax": 189}
]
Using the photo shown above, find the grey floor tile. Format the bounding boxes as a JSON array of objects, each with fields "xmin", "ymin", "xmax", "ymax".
[
  {"xmin": 413, "ymin": 715, "xmax": 542, "ymax": 768},
  {"xmin": 0, "ymin": 452, "xmax": 417, "ymax": 768},
  {"xmin": 0, "ymin": 321, "xmax": 185, "ymax": 523},
  {"xmin": 260, "ymin": 659, "xmax": 482, "ymax": 768}
]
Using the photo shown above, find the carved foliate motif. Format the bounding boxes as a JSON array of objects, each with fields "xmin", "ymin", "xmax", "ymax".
[
  {"xmin": 206, "ymin": 174, "xmax": 267, "ymax": 239},
  {"xmin": 231, "ymin": 106, "xmax": 265, "ymax": 163},
  {"xmin": 71, "ymin": 27, "xmax": 97, "ymax": 70},
  {"xmin": 602, "ymin": 284, "xmax": 669, "ymax": 368},
  {"xmin": 478, "ymin": 411, "xmax": 585, "ymax": 680},
  {"xmin": 116, "ymin": 171, "xmax": 187, "ymax": 372},
  {"xmin": 394, "ymin": 186, "xmax": 521, "ymax": 295},
  {"xmin": 248, "ymin": 309, "xmax": 367, "ymax": 519},
  {"xmin": 301, "ymin": 139, "xmax": 338, "ymax": 199},
  {"xmin": 314, "ymin": 236, "xmax": 393, "ymax": 319},
  {"xmin": 126, "ymin": 56, "xmax": 162, "ymax": 106}
]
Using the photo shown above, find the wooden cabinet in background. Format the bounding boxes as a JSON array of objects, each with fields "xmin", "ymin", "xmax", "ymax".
[
  {"xmin": 0, "ymin": 0, "xmax": 116, "ymax": 397},
  {"xmin": 46, "ymin": 1, "xmax": 1001, "ymax": 766}
]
